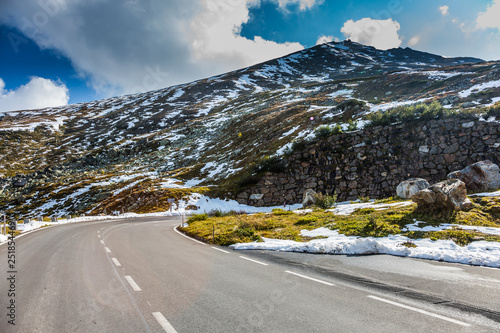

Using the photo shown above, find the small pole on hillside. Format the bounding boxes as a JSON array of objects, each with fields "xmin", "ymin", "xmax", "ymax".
[
  {"xmin": 3, "ymin": 214, "xmax": 5, "ymax": 235},
  {"xmin": 181, "ymin": 213, "xmax": 185, "ymax": 227}
]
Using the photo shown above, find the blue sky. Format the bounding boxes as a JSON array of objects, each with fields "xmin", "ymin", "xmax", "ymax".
[{"xmin": 1, "ymin": 0, "xmax": 499, "ymax": 112}]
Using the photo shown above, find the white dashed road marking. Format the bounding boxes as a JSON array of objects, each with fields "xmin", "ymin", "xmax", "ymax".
[
  {"xmin": 111, "ymin": 258, "xmax": 121, "ymax": 267},
  {"xmin": 212, "ymin": 247, "xmax": 230, "ymax": 254},
  {"xmin": 153, "ymin": 312, "xmax": 178, "ymax": 333},
  {"xmin": 285, "ymin": 271, "xmax": 335, "ymax": 286},
  {"xmin": 105, "ymin": 247, "xmax": 111, "ymax": 253},
  {"xmin": 367, "ymin": 295, "xmax": 471, "ymax": 327},
  {"xmin": 239, "ymin": 256, "xmax": 268, "ymax": 266},
  {"xmin": 125, "ymin": 275, "xmax": 142, "ymax": 291}
]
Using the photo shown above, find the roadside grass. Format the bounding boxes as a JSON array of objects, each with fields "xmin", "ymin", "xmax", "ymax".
[{"xmin": 179, "ymin": 196, "xmax": 500, "ymax": 247}]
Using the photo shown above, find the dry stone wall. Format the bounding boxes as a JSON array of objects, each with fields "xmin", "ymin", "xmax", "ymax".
[{"xmin": 236, "ymin": 118, "xmax": 500, "ymax": 206}]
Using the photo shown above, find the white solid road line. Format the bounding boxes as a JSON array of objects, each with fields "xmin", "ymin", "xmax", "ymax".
[
  {"xmin": 239, "ymin": 256, "xmax": 269, "ymax": 266},
  {"xmin": 153, "ymin": 312, "xmax": 178, "ymax": 333},
  {"xmin": 111, "ymin": 258, "xmax": 121, "ymax": 267},
  {"xmin": 212, "ymin": 246, "xmax": 230, "ymax": 254},
  {"xmin": 105, "ymin": 247, "xmax": 111, "ymax": 253},
  {"xmin": 285, "ymin": 271, "xmax": 335, "ymax": 286},
  {"xmin": 124, "ymin": 275, "xmax": 142, "ymax": 291},
  {"xmin": 367, "ymin": 295, "xmax": 471, "ymax": 327},
  {"xmin": 173, "ymin": 226, "xmax": 206, "ymax": 245}
]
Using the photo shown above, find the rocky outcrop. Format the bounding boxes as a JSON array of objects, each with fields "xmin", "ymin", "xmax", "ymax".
[
  {"xmin": 302, "ymin": 189, "xmax": 317, "ymax": 207},
  {"xmin": 412, "ymin": 179, "xmax": 473, "ymax": 211},
  {"xmin": 447, "ymin": 160, "xmax": 500, "ymax": 193},
  {"xmin": 396, "ymin": 178, "xmax": 430, "ymax": 199}
]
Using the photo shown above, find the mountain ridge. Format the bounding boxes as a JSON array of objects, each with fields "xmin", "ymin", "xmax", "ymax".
[{"xmin": 0, "ymin": 40, "xmax": 498, "ymax": 217}]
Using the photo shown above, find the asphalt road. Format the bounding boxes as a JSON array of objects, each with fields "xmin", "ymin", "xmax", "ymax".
[{"xmin": 1, "ymin": 217, "xmax": 499, "ymax": 332}]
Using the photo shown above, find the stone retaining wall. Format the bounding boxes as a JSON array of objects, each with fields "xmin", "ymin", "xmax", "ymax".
[{"xmin": 236, "ymin": 118, "xmax": 500, "ymax": 206}]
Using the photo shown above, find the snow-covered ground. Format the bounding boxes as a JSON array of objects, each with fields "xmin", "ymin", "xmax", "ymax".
[
  {"xmin": 231, "ymin": 227, "xmax": 500, "ymax": 268},
  {"xmin": 458, "ymin": 79, "xmax": 500, "ymax": 98},
  {"xmin": 328, "ymin": 200, "xmax": 414, "ymax": 215},
  {"xmin": 231, "ymin": 195, "xmax": 500, "ymax": 269}
]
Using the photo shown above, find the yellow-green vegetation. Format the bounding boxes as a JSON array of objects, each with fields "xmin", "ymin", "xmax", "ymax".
[{"xmin": 180, "ymin": 197, "xmax": 500, "ymax": 247}]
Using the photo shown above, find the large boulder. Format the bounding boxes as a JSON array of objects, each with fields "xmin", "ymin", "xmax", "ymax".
[
  {"xmin": 396, "ymin": 178, "xmax": 430, "ymax": 199},
  {"xmin": 412, "ymin": 179, "xmax": 473, "ymax": 212},
  {"xmin": 447, "ymin": 160, "xmax": 500, "ymax": 193},
  {"xmin": 302, "ymin": 189, "xmax": 317, "ymax": 207}
]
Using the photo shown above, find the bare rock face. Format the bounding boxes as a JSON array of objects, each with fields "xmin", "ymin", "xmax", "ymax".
[
  {"xmin": 447, "ymin": 160, "xmax": 500, "ymax": 193},
  {"xmin": 412, "ymin": 179, "xmax": 473, "ymax": 212},
  {"xmin": 302, "ymin": 189, "xmax": 317, "ymax": 207},
  {"xmin": 396, "ymin": 178, "xmax": 430, "ymax": 199}
]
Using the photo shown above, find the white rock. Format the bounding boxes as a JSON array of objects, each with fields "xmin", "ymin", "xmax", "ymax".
[{"xmin": 396, "ymin": 178, "xmax": 430, "ymax": 199}]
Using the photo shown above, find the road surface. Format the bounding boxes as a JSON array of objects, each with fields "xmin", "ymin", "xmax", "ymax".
[{"xmin": 1, "ymin": 216, "xmax": 499, "ymax": 332}]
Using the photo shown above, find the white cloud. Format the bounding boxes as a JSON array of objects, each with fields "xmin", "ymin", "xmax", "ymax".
[
  {"xmin": 476, "ymin": 0, "xmax": 500, "ymax": 30},
  {"xmin": 315, "ymin": 35, "xmax": 339, "ymax": 45},
  {"xmin": 408, "ymin": 35, "xmax": 421, "ymax": 47},
  {"xmin": 273, "ymin": 0, "xmax": 324, "ymax": 11},
  {"xmin": 0, "ymin": 0, "xmax": 305, "ymax": 97},
  {"xmin": 341, "ymin": 18, "xmax": 402, "ymax": 50},
  {"xmin": 439, "ymin": 5, "xmax": 449, "ymax": 16},
  {"xmin": 190, "ymin": 0, "xmax": 303, "ymax": 72},
  {"xmin": 0, "ymin": 77, "xmax": 69, "ymax": 112}
]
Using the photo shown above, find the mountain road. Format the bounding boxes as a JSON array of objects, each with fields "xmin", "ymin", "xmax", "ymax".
[{"xmin": 1, "ymin": 217, "xmax": 499, "ymax": 332}]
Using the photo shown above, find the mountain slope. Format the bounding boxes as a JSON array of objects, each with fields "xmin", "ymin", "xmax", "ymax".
[{"xmin": 0, "ymin": 40, "xmax": 498, "ymax": 217}]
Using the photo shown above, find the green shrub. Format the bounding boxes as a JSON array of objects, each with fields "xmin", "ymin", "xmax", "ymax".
[
  {"xmin": 295, "ymin": 215, "xmax": 319, "ymax": 225},
  {"xmin": 253, "ymin": 156, "xmax": 285, "ymax": 173},
  {"xmin": 275, "ymin": 227, "xmax": 300, "ymax": 241},
  {"xmin": 313, "ymin": 192, "xmax": 337, "ymax": 209},
  {"xmin": 208, "ymin": 209, "xmax": 224, "ymax": 217},
  {"xmin": 187, "ymin": 213, "xmax": 208, "ymax": 223},
  {"xmin": 358, "ymin": 196, "xmax": 371, "ymax": 203},
  {"xmin": 226, "ymin": 210, "xmax": 248, "ymax": 216},
  {"xmin": 346, "ymin": 119, "xmax": 358, "ymax": 132},
  {"xmin": 366, "ymin": 101, "xmax": 453, "ymax": 127},
  {"xmin": 353, "ymin": 208, "xmax": 375, "ymax": 215},
  {"xmin": 401, "ymin": 240, "xmax": 417, "ymax": 248},
  {"xmin": 236, "ymin": 227, "xmax": 256, "ymax": 239},
  {"xmin": 486, "ymin": 103, "xmax": 500, "ymax": 118},
  {"xmin": 272, "ymin": 208, "xmax": 294, "ymax": 215},
  {"xmin": 360, "ymin": 216, "xmax": 400, "ymax": 237},
  {"xmin": 314, "ymin": 124, "xmax": 342, "ymax": 139}
]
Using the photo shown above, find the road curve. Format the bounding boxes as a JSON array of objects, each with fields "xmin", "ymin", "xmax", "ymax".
[{"xmin": 1, "ymin": 216, "xmax": 499, "ymax": 332}]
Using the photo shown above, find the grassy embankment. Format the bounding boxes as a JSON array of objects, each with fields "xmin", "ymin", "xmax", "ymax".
[{"xmin": 180, "ymin": 196, "xmax": 500, "ymax": 247}]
